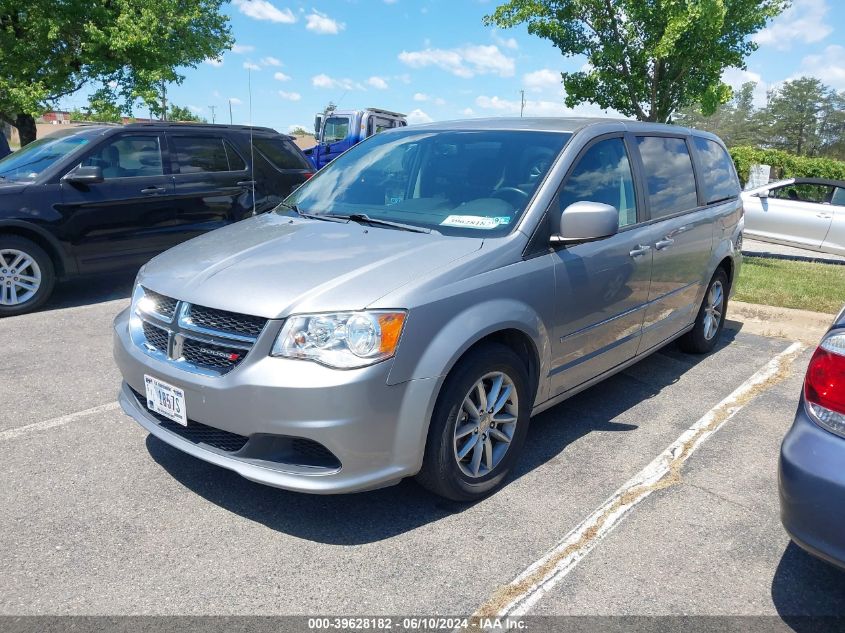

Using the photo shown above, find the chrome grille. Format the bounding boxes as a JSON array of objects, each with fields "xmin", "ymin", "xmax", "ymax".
[
  {"xmin": 142, "ymin": 321, "xmax": 169, "ymax": 353},
  {"xmin": 185, "ymin": 305, "xmax": 267, "ymax": 338},
  {"xmin": 182, "ymin": 338, "xmax": 244, "ymax": 371},
  {"xmin": 142, "ymin": 288, "xmax": 178, "ymax": 320},
  {"xmin": 132, "ymin": 288, "xmax": 266, "ymax": 376}
]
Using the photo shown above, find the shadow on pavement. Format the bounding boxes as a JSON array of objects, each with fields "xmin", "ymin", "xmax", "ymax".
[
  {"xmin": 40, "ymin": 273, "xmax": 135, "ymax": 312},
  {"xmin": 771, "ymin": 542, "xmax": 845, "ymax": 628},
  {"xmin": 147, "ymin": 334, "xmax": 737, "ymax": 545}
]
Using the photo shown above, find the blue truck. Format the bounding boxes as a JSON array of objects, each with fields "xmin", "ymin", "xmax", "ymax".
[{"xmin": 304, "ymin": 107, "xmax": 406, "ymax": 170}]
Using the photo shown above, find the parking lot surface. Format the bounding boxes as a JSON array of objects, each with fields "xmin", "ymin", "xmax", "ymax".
[{"xmin": 1, "ymin": 280, "xmax": 844, "ymax": 621}]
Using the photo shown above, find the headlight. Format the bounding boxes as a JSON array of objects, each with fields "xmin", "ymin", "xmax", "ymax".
[{"xmin": 271, "ymin": 311, "xmax": 406, "ymax": 369}]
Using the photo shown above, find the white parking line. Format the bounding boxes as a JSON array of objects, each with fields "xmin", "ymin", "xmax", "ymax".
[
  {"xmin": 0, "ymin": 402, "xmax": 121, "ymax": 441},
  {"xmin": 473, "ymin": 341, "xmax": 805, "ymax": 619}
]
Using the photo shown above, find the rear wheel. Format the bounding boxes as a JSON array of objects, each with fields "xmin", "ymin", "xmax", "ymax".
[
  {"xmin": 678, "ymin": 269, "xmax": 728, "ymax": 354},
  {"xmin": 0, "ymin": 236, "xmax": 55, "ymax": 317},
  {"xmin": 416, "ymin": 343, "xmax": 530, "ymax": 501}
]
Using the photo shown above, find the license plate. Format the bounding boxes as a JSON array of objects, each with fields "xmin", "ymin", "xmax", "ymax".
[{"xmin": 144, "ymin": 375, "xmax": 187, "ymax": 426}]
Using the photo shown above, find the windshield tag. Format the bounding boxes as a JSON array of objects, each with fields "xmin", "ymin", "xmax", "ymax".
[{"xmin": 440, "ymin": 215, "xmax": 511, "ymax": 229}]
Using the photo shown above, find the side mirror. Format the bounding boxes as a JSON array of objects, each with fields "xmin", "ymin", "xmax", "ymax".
[
  {"xmin": 63, "ymin": 165, "xmax": 104, "ymax": 185},
  {"xmin": 552, "ymin": 201, "xmax": 619, "ymax": 244}
]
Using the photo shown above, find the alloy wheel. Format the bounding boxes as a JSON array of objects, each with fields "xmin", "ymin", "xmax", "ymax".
[
  {"xmin": 0, "ymin": 248, "xmax": 42, "ymax": 306},
  {"xmin": 702, "ymin": 280, "xmax": 724, "ymax": 341},
  {"xmin": 453, "ymin": 371, "xmax": 519, "ymax": 478}
]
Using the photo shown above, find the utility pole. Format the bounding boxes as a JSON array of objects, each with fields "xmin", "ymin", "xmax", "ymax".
[
  {"xmin": 520, "ymin": 90, "xmax": 526, "ymax": 118},
  {"xmin": 208, "ymin": 105, "xmax": 217, "ymax": 124},
  {"xmin": 161, "ymin": 81, "xmax": 168, "ymax": 121},
  {"xmin": 228, "ymin": 99, "xmax": 233, "ymax": 124}
]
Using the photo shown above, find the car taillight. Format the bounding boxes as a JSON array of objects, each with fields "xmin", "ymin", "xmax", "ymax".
[
  {"xmin": 804, "ymin": 332, "xmax": 845, "ymax": 437},
  {"xmin": 304, "ymin": 172, "xmax": 314, "ymax": 180}
]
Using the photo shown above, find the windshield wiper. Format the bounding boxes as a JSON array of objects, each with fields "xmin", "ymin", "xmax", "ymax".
[
  {"xmin": 335, "ymin": 213, "xmax": 434, "ymax": 234},
  {"xmin": 278, "ymin": 201, "xmax": 346, "ymax": 223}
]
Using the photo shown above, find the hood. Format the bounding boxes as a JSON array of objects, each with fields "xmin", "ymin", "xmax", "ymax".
[
  {"xmin": 0, "ymin": 181, "xmax": 29, "ymax": 195},
  {"xmin": 139, "ymin": 213, "xmax": 482, "ymax": 318}
]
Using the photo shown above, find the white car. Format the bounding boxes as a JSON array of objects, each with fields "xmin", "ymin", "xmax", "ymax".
[{"xmin": 742, "ymin": 177, "xmax": 845, "ymax": 256}]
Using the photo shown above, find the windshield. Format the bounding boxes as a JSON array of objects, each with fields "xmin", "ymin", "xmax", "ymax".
[
  {"xmin": 321, "ymin": 116, "xmax": 350, "ymax": 143},
  {"xmin": 0, "ymin": 133, "xmax": 91, "ymax": 182},
  {"xmin": 284, "ymin": 129, "xmax": 571, "ymax": 237}
]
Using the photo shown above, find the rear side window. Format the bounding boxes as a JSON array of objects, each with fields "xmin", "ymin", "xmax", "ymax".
[
  {"xmin": 692, "ymin": 137, "xmax": 740, "ymax": 204},
  {"xmin": 559, "ymin": 137, "xmax": 638, "ymax": 228},
  {"xmin": 636, "ymin": 136, "xmax": 698, "ymax": 218},
  {"xmin": 253, "ymin": 137, "xmax": 311, "ymax": 170},
  {"xmin": 171, "ymin": 136, "xmax": 245, "ymax": 173}
]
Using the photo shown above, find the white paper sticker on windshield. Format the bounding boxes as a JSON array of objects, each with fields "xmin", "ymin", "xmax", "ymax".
[{"xmin": 440, "ymin": 215, "xmax": 511, "ymax": 229}]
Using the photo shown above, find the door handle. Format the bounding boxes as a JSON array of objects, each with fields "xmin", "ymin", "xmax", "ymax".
[
  {"xmin": 816, "ymin": 213, "xmax": 833, "ymax": 219},
  {"xmin": 655, "ymin": 238, "xmax": 675, "ymax": 250},
  {"xmin": 237, "ymin": 180, "xmax": 256, "ymax": 187},
  {"xmin": 140, "ymin": 186, "xmax": 167, "ymax": 195},
  {"xmin": 629, "ymin": 244, "xmax": 652, "ymax": 258}
]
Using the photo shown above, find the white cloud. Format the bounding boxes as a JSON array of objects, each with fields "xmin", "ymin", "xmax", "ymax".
[
  {"xmin": 228, "ymin": 97, "xmax": 243, "ymax": 106},
  {"xmin": 243, "ymin": 62, "xmax": 261, "ymax": 71},
  {"xmin": 367, "ymin": 76, "xmax": 389, "ymax": 89},
  {"xmin": 413, "ymin": 92, "xmax": 429, "ymax": 101},
  {"xmin": 261, "ymin": 56, "xmax": 282, "ymax": 67},
  {"xmin": 407, "ymin": 108, "xmax": 433, "ymax": 124},
  {"xmin": 492, "ymin": 31, "xmax": 518, "ymax": 50},
  {"xmin": 524, "ymin": 68, "xmax": 560, "ymax": 92},
  {"xmin": 279, "ymin": 91, "xmax": 302, "ymax": 101},
  {"xmin": 204, "ymin": 57, "xmax": 224, "ymax": 67},
  {"xmin": 722, "ymin": 67, "xmax": 768, "ymax": 108},
  {"xmin": 274, "ymin": 71, "xmax": 292, "ymax": 81},
  {"xmin": 752, "ymin": 0, "xmax": 831, "ymax": 50},
  {"xmin": 796, "ymin": 44, "xmax": 845, "ymax": 90},
  {"xmin": 399, "ymin": 44, "xmax": 515, "ymax": 78},
  {"xmin": 434, "ymin": 97, "xmax": 446, "ymax": 106},
  {"xmin": 475, "ymin": 94, "xmax": 614, "ymax": 118},
  {"xmin": 288, "ymin": 124, "xmax": 311, "ymax": 133},
  {"xmin": 231, "ymin": 44, "xmax": 255, "ymax": 54},
  {"xmin": 311, "ymin": 73, "xmax": 364, "ymax": 90},
  {"xmin": 233, "ymin": 0, "xmax": 296, "ymax": 23},
  {"xmin": 305, "ymin": 11, "xmax": 345, "ymax": 35},
  {"xmin": 461, "ymin": 107, "xmax": 474, "ymax": 116}
]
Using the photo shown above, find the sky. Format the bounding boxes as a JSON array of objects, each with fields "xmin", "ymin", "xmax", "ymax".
[{"xmin": 59, "ymin": 0, "xmax": 845, "ymax": 132}]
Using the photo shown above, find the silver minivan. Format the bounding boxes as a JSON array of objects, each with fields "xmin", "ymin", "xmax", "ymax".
[{"xmin": 113, "ymin": 118, "xmax": 743, "ymax": 500}]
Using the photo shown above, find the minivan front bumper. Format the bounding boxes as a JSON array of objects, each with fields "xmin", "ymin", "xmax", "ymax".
[{"xmin": 113, "ymin": 307, "xmax": 441, "ymax": 494}]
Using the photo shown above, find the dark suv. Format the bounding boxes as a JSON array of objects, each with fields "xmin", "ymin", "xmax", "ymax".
[{"xmin": 0, "ymin": 122, "xmax": 313, "ymax": 316}]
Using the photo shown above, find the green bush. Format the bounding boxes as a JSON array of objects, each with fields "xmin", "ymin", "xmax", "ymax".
[{"xmin": 729, "ymin": 146, "xmax": 845, "ymax": 186}]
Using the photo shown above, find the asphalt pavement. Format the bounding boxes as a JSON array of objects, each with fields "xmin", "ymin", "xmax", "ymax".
[{"xmin": 1, "ymin": 280, "xmax": 844, "ymax": 625}]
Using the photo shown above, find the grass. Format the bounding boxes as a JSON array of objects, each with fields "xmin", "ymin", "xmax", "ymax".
[{"xmin": 734, "ymin": 256, "xmax": 845, "ymax": 315}]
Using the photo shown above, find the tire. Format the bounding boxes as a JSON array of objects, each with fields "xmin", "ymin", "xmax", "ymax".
[
  {"xmin": 678, "ymin": 268, "xmax": 729, "ymax": 354},
  {"xmin": 416, "ymin": 343, "xmax": 531, "ymax": 501},
  {"xmin": 0, "ymin": 236, "xmax": 56, "ymax": 317}
]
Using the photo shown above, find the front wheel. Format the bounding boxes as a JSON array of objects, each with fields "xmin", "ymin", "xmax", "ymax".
[
  {"xmin": 416, "ymin": 344, "xmax": 531, "ymax": 501},
  {"xmin": 0, "ymin": 236, "xmax": 55, "ymax": 317},
  {"xmin": 678, "ymin": 269, "xmax": 728, "ymax": 354}
]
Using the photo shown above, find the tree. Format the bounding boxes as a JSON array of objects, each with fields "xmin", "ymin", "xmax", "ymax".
[
  {"xmin": 290, "ymin": 126, "xmax": 310, "ymax": 136},
  {"xmin": 0, "ymin": 0, "xmax": 231, "ymax": 145},
  {"xmin": 484, "ymin": 0, "xmax": 788, "ymax": 122},
  {"xmin": 764, "ymin": 77, "xmax": 832, "ymax": 156},
  {"xmin": 675, "ymin": 81, "xmax": 765, "ymax": 146},
  {"xmin": 168, "ymin": 105, "xmax": 206, "ymax": 123}
]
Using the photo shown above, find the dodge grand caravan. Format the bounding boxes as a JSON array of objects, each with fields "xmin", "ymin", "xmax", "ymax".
[{"xmin": 113, "ymin": 118, "xmax": 743, "ymax": 500}]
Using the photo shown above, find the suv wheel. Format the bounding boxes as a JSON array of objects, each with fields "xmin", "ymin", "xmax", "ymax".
[
  {"xmin": 416, "ymin": 343, "xmax": 530, "ymax": 501},
  {"xmin": 679, "ymin": 268, "xmax": 728, "ymax": 354},
  {"xmin": 0, "ymin": 236, "xmax": 55, "ymax": 317}
]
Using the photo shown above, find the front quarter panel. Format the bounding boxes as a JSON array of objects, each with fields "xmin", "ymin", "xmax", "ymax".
[{"xmin": 384, "ymin": 252, "xmax": 555, "ymax": 408}]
